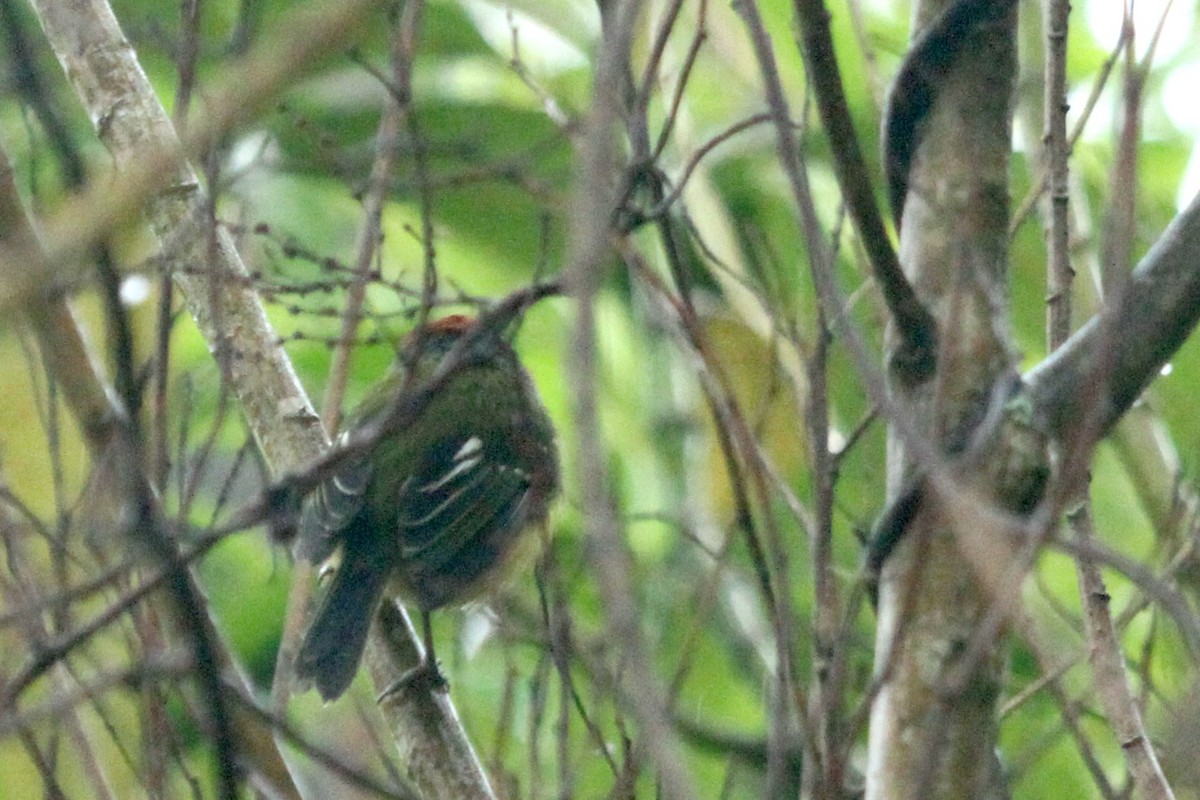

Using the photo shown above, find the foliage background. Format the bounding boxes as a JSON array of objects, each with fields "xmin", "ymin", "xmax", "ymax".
[{"xmin": 1, "ymin": 0, "xmax": 1199, "ymax": 797}]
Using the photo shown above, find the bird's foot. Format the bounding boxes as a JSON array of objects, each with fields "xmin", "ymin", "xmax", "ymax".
[{"xmin": 377, "ymin": 658, "xmax": 448, "ymax": 702}]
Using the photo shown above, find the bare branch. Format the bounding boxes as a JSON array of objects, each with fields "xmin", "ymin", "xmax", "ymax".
[{"xmin": 794, "ymin": 0, "xmax": 939, "ymax": 385}]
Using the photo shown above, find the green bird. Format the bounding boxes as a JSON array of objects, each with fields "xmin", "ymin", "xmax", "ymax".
[{"xmin": 295, "ymin": 314, "xmax": 559, "ymax": 701}]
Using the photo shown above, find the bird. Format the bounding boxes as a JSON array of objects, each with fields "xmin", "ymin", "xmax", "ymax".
[{"xmin": 294, "ymin": 313, "xmax": 559, "ymax": 701}]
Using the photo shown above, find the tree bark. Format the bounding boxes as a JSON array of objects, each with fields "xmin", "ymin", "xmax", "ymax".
[{"xmin": 867, "ymin": 1, "xmax": 1019, "ymax": 797}]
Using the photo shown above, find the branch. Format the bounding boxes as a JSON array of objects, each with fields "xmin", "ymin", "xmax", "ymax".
[
  {"xmin": 867, "ymin": 0, "xmax": 1022, "ymax": 796},
  {"xmin": 22, "ymin": 0, "xmax": 502, "ymax": 796},
  {"xmin": 565, "ymin": 0, "xmax": 701, "ymax": 796},
  {"xmin": 1024, "ymin": 189, "xmax": 1200, "ymax": 438},
  {"xmin": 0, "ymin": 142, "xmax": 295, "ymax": 800},
  {"xmin": 881, "ymin": 0, "xmax": 1019, "ymax": 227},
  {"xmin": 793, "ymin": 0, "xmax": 938, "ymax": 385},
  {"xmin": 1070, "ymin": 507, "xmax": 1177, "ymax": 800}
]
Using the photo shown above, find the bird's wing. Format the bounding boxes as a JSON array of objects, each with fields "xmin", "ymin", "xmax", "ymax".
[
  {"xmin": 396, "ymin": 435, "xmax": 531, "ymax": 573},
  {"xmin": 297, "ymin": 430, "xmax": 373, "ymax": 562}
]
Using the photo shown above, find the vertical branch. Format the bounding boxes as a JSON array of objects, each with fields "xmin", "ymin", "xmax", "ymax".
[
  {"xmin": 321, "ymin": 17, "xmax": 408, "ymax": 434},
  {"xmin": 1062, "ymin": 7, "xmax": 1175, "ymax": 799},
  {"xmin": 806, "ymin": 311, "xmax": 842, "ymax": 798},
  {"xmin": 397, "ymin": 0, "xmax": 438, "ymax": 315},
  {"xmin": 1042, "ymin": 0, "xmax": 1071, "ymax": 344},
  {"xmin": 174, "ymin": 0, "xmax": 202, "ymax": 126},
  {"xmin": 628, "ymin": 4, "xmax": 808, "ymax": 778},
  {"xmin": 565, "ymin": 0, "xmax": 698, "ymax": 796},
  {"xmin": 1071, "ymin": 507, "xmax": 1176, "ymax": 799},
  {"xmin": 867, "ymin": 0, "xmax": 1022, "ymax": 796},
  {"xmin": 151, "ymin": 0, "xmax": 204, "ymax": 489},
  {"xmin": 1098, "ymin": 10, "xmax": 1142, "ymax": 295},
  {"xmin": 625, "ymin": 0, "xmax": 824, "ymax": 788},
  {"xmin": 149, "ymin": 260, "xmax": 175, "ymax": 491}
]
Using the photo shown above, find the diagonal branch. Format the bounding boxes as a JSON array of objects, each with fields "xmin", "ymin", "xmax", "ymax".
[
  {"xmin": 1025, "ymin": 189, "xmax": 1200, "ymax": 439},
  {"xmin": 793, "ymin": 0, "xmax": 938, "ymax": 385},
  {"xmin": 0, "ymin": 140, "xmax": 295, "ymax": 800},
  {"xmin": 21, "ymin": 0, "xmax": 500, "ymax": 797}
]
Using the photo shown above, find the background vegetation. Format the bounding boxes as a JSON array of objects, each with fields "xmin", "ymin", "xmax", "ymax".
[{"xmin": 1, "ymin": 0, "xmax": 1199, "ymax": 797}]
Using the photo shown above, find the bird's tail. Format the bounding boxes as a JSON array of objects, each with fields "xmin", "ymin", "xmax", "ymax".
[{"xmin": 295, "ymin": 546, "xmax": 389, "ymax": 701}]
